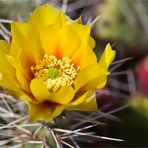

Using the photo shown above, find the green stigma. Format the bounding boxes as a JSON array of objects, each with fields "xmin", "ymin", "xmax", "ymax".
[{"xmin": 48, "ymin": 67, "xmax": 59, "ymax": 79}]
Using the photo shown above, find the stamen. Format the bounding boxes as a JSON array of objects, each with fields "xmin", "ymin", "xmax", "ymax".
[{"xmin": 31, "ymin": 54, "xmax": 80, "ymax": 92}]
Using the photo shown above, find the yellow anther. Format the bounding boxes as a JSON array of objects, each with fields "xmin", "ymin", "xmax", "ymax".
[{"xmin": 31, "ymin": 54, "xmax": 80, "ymax": 92}]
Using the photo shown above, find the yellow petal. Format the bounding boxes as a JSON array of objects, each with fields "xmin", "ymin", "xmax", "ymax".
[
  {"xmin": 30, "ymin": 79, "xmax": 75, "ymax": 104},
  {"xmin": 0, "ymin": 40, "xmax": 20, "ymax": 90},
  {"xmin": 72, "ymin": 24, "xmax": 91, "ymax": 43},
  {"xmin": 40, "ymin": 12, "xmax": 81, "ymax": 59},
  {"xmin": 67, "ymin": 91, "xmax": 98, "ymax": 111},
  {"xmin": 71, "ymin": 24, "xmax": 97, "ymax": 69},
  {"xmin": 72, "ymin": 46, "xmax": 97, "ymax": 69},
  {"xmin": 59, "ymin": 25, "xmax": 81, "ymax": 58},
  {"xmin": 74, "ymin": 43, "xmax": 115, "ymax": 92},
  {"xmin": 16, "ymin": 68, "xmax": 31, "ymax": 93},
  {"xmin": 72, "ymin": 23, "xmax": 96, "ymax": 49},
  {"xmin": 28, "ymin": 101, "xmax": 54, "ymax": 122},
  {"xmin": 52, "ymin": 90, "xmax": 97, "ymax": 117},
  {"xmin": 28, "ymin": 3, "xmax": 59, "ymax": 29},
  {"xmin": 6, "ymin": 55, "xmax": 31, "ymax": 93},
  {"xmin": 39, "ymin": 12, "xmax": 65, "ymax": 57},
  {"xmin": 10, "ymin": 22, "xmax": 44, "ymax": 92},
  {"xmin": 0, "ymin": 40, "xmax": 9, "ymax": 54},
  {"xmin": 7, "ymin": 22, "xmax": 31, "ymax": 92},
  {"xmin": 52, "ymin": 91, "xmax": 89, "ymax": 117},
  {"xmin": 74, "ymin": 64, "xmax": 106, "ymax": 91},
  {"xmin": 11, "ymin": 22, "xmax": 44, "ymax": 64},
  {"xmin": 89, "ymin": 36, "xmax": 95, "ymax": 49},
  {"xmin": 98, "ymin": 43, "xmax": 116, "ymax": 69}
]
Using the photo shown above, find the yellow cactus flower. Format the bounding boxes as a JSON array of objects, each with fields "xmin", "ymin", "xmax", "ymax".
[{"xmin": 0, "ymin": 4, "xmax": 116, "ymax": 121}]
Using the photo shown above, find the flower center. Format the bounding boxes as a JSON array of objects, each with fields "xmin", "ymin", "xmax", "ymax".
[{"xmin": 31, "ymin": 54, "xmax": 80, "ymax": 92}]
